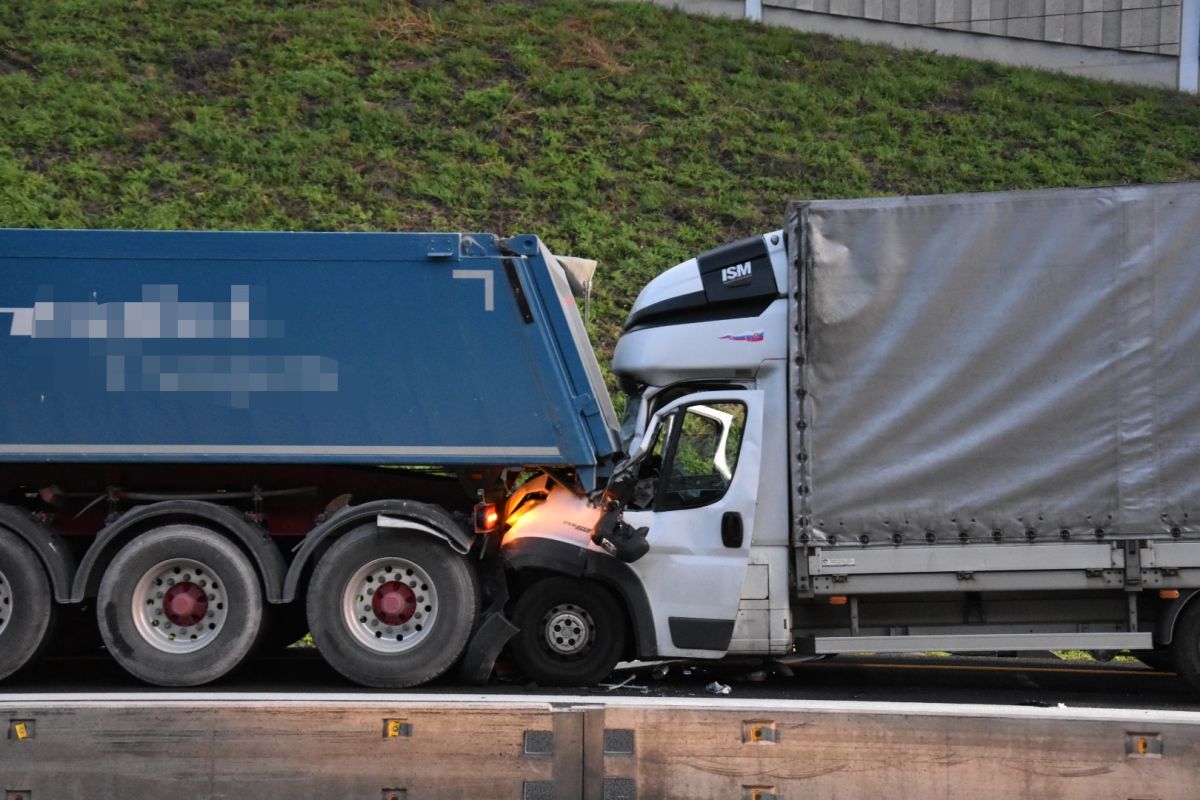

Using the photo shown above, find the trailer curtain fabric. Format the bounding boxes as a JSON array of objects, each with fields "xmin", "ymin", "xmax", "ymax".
[{"xmin": 789, "ymin": 183, "xmax": 1200, "ymax": 543}]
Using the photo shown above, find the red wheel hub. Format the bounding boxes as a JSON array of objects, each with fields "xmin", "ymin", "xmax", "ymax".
[
  {"xmin": 162, "ymin": 582, "xmax": 208, "ymax": 627},
  {"xmin": 372, "ymin": 581, "xmax": 416, "ymax": 626}
]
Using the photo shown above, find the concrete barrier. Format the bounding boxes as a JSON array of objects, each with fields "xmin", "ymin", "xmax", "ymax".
[
  {"xmin": 644, "ymin": 0, "xmax": 1195, "ymax": 91},
  {"xmin": 2, "ymin": 693, "xmax": 1198, "ymax": 798}
]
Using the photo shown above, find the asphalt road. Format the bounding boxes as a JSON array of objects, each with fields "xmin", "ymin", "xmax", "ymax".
[{"xmin": 4, "ymin": 649, "xmax": 1197, "ymax": 712}]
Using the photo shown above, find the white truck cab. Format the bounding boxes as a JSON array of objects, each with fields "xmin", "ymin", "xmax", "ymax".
[{"xmin": 502, "ymin": 232, "xmax": 794, "ymax": 682}]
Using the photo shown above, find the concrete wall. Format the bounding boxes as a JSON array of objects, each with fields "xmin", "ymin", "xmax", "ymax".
[
  {"xmin": 766, "ymin": 0, "xmax": 1184, "ymax": 55},
  {"xmin": 646, "ymin": 0, "xmax": 1198, "ymax": 90}
]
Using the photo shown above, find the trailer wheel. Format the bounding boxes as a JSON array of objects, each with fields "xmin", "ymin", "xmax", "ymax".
[
  {"xmin": 0, "ymin": 527, "xmax": 56, "ymax": 682},
  {"xmin": 306, "ymin": 524, "xmax": 478, "ymax": 688},
  {"xmin": 1171, "ymin": 601, "xmax": 1200, "ymax": 692},
  {"xmin": 510, "ymin": 577, "xmax": 626, "ymax": 687},
  {"xmin": 96, "ymin": 525, "xmax": 263, "ymax": 686}
]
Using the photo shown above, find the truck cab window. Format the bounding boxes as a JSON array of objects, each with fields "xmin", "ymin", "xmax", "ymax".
[{"xmin": 656, "ymin": 402, "xmax": 746, "ymax": 511}]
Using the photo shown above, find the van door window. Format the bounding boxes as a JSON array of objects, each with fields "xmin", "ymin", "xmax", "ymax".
[{"xmin": 656, "ymin": 402, "xmax": 746, "ymax": 511}]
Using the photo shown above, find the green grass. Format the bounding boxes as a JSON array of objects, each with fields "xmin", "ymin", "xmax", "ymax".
[
  {"xmin": 2, "ymin": 0, "xmax": 1199, "ymax": 373},
  {"xmin": 1053, "ymin": 649, "xmax": 1139, "ymax": 663}
]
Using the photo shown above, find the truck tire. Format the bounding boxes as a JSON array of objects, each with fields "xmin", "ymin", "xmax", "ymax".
[
  {"xmin": 96, "ymin": 525, "xmax": 264, "ymax": 686},
  {"xmin": 306, "ymin": 524, "xmax": 478, "ymax": 688},
  {"xmin": 1171, "ymin": 601, "xmax": 1200, "ymax": 692},
  {"xmin": 0, "ymin": 527, "xmax": 56, "ymax": 682},
  {"xmin": 510, "ymin": 576, "xmax": 626, "ymax": 687}
]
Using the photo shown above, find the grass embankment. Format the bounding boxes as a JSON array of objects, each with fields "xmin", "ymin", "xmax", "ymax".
[{"xmin": 1, "ymin": 0, "xmax": 1199, "ymax": 369}]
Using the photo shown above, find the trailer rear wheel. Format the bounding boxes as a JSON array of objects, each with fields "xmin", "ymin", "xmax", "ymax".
[
  {"xmin": 306, "ymin": 525, "xmax": 478, "ymax": 688},
  {"xmin": 510, "ymin": 577, "xmax": 626, "ymax": 687},
  {"xmin": 1171, "ymin": 601, "xmax": 1200, "ymax": 692},
  {"xmin": 97, "ymin": 525, "xmax": 263, "ymax": 686},
  {"xmin": 0, "ymin": 527, "xmax": 56, "ymax": 682}
]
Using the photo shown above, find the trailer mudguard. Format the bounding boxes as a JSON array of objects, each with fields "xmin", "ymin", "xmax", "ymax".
[
  {"xmin": 1155, "ymin": 588, "xmax": 1200, "ymax": 646},
  {"xmin": 0, "ymin": 504, "xmax": 76, "ymax": 603},
  {"xmin": 71, "ymin": 500, "xmax": 287, "ymax": 603},
  {"xmin": 281, "ymin": 499, "xmax": 475, "ymax": 603},
  {"xmin": 501, "ymin": 536, "xmax": 657, "ymax": 659}
]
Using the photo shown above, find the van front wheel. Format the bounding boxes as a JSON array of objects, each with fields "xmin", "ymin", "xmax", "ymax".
[{"xmin": 510, "ymin": 577, "xmax": 626, "ymax": 687}]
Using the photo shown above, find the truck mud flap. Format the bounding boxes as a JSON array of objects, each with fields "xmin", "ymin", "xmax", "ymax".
[{"xmin": 458, "ymin": 611, "xmax": 520, "ymax": 685}]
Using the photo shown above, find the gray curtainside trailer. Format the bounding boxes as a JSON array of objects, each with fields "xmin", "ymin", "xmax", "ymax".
[{"xmin": 786, "ymin": 183, "xmax": 1200, "ymax": 659}]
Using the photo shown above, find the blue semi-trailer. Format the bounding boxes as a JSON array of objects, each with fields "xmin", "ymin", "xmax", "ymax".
[{"xmin": 0, "ymin": 228, "xmax": 620, "ymax": 686}]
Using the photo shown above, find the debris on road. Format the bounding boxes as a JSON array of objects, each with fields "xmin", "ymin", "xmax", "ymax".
[{"xmin": 599, "ymin": 674, "xmax": 648, "ymax": 692}]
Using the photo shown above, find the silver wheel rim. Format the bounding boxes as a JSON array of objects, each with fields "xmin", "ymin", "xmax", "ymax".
[
  {"xmin": 342, "ymin": 557, "xmax": 438, "ymax": 654},
  {"xmin": 542, "ymin": 603, "xmax": 594, "ymax": 656},
  {"xmin": 0, "ymin": 568, "xmax": 11, "ymax": 636},
  {"xmin": 132, "ymin": 558, "xmax": 229, "ymax": 654}
]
